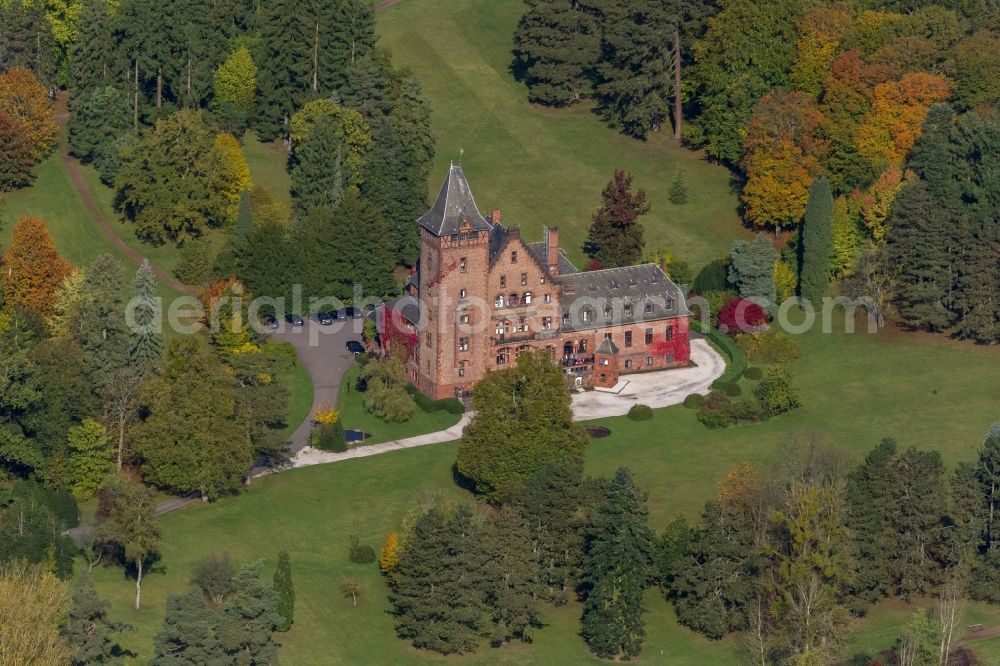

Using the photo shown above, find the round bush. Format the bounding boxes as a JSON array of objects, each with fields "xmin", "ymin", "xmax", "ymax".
[
  {"xmin": 724, "ymin": 382, "xmax": 742, "ymax": 397},
  {"xmin": 683, "ymin": 393, "xmax": 705, "ymax": 409},
  {"xmin": 314, "ymin": 422, "xmax": 347, "ymax": 452},
  {"xmin": 349, "ymin": 536, "xmax": 376, "ymax": 564},
  {"xmin": 743, "ymin": 366, "xmax": 763, "ymax": 381},
  {"xmin": 627, "ymin": 404, "xmax": 654, "ymax": 421}
]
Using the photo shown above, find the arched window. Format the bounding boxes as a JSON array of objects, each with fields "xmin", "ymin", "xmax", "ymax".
[
  {"xmin": 509, "ymin": 293, "xmax": 519, "ymax": 307},
  {"xmin": 495, "ymin": 295, "xmax": 505, "ymax": 308},
  {"xmin": 523, "ymin": 291, "xmax": 532, "ymax": 304},
  {"xmin": 496, "ymin": 348, "xmax": 510, "ymax": 365},
  {"xmin": 516, "ymin": 345, "xmax": 530, "ymax": 358}
]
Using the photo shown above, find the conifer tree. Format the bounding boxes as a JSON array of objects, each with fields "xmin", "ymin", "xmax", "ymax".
[
  {"xmin": 0, "ymin": 0, "xmax": 58, "ymax": 87},
  {"xmin": 668, "ymin": 170, "xmax": 688, "ymax": 205},
  {"xmin": 64, "ymin": 574, "xmax": 128, "ymax": 665},
  {"xmin": 291, "ymin": 115, "xmax": 346, "ymax": 219},
  {"xmin": 580, "ymin": 467, "xmax": 655, "ymax": 660},
  {"xmin": 235, "ymin": 219, "xmax": 293, "ymax": 301},
  {"xmin": 68, "ymin": 86, "xmax": 131, "ymax": 164},
  {"xmin": 799, "ymin": 176, "xmax": 833, "ymax": 305},
  {"xmin": 69, "ymin": 0, "xmax": 117, "ymax": 96},
  {"xmin": 152, "ymin": 587, "xmax": 226, "ymax": 664},
  {"xmin": 512, "ymin": 0, "xmax": 599, "ymax": 107},
  {"xmin": 890, "ymin": 447, "xmax": 948, "ymax": 599},
  {"xmin": 728, "ymin": 234, "xmax": 779, "ymax": 309},
  {"xmin": 324, "ymin": 0, "xmax": 376, "ymax": 91},
  {"xmin": 254, "ymin": 0, "xmax": 310, "ymax": 141},
  {"xmin": 273, "ymin": 549, "xmax": 294, "ymax": 632},
  {"xmin": 216, "ymin": 561, "xmax": 281, "ymax": 662},
  {"xmin": 79, "ymin": 254, "xmax": 130, "ymax": 388},
  {"xmin": 129, "ymin": 259, "xmax": 163, "ymax": 374},
  {"xmin": 583, "ymin": 169, "xmax": 650, "ymax": 268},
  {"xmin": 480, "ymin": 508, "xmax": 541, "ymax": 646},
  {"xmin": 340, "ymin": 56, "xmax": 392, "ymax": 125}
]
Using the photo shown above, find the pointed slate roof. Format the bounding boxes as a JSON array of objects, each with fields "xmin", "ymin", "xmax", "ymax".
[
  {"xmin": 417, "ymin": 164, "xmax": 493, "ymax": 237},
  {"xmin": 595, "ymin": 337, "xmax": 620, "ymax": 355}
]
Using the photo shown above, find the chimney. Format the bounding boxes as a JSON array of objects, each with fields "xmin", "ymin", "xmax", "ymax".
[
  {"xmin": 491, "ymin": 209, "xmax": 501, "ymax": 224},
  {"xmin": 508, "ymin": 225, "xmax": 520, "ymax": 240},
  {"xmin": 547, "ymin": 227, "xmax": 560, "ymax": 276}
]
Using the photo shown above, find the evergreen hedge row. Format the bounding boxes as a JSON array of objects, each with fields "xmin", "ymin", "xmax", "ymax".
[{"xmin": 404, "ymin": 385, "xmax": 465, "ymax": 415}]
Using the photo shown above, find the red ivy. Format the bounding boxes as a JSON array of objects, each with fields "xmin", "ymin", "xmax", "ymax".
[
  {"xmin": 584, "ymin": 258, "xmax": 604, "ymax": 271},
  {"xmin": 383, "ymin": 308, "xmax": 418, "ymax": 361},
  {"xmin": 719, "ymin": 298, "xmax": 768, "ymax": 334}
]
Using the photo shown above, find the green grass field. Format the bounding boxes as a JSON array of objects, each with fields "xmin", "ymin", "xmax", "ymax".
[
  {"xmin": 377, "ymin": 0, "xmax": 747, "ymax": 270},
  {"xmin": 335, "ymin": 364, "xmax": 463, "ymax": 445},
  {"xmin": 88, "ymin": 315, "xmax": 1000, "ymax": 664}
]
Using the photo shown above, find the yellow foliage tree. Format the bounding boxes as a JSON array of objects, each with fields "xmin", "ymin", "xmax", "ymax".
[
  {"xmin": 379, "ymin": 531, "xmax": 400, "ymax": 577},
  {"xmin": 1, "ymin": 217, "xmax": 74, "ymax": 318},
  {"xmin": 314, "ymin": 402, "xmax": 340, "ymax": 425},
  {"xmin": 209, "ymin": 133, "xmax": 252, "ymax": 218},
  {"xmin": 0, "ymin": 560, "xmax": 71, "ymax": 665},
  {"xmin": 831, "ymin": 195, "xmax": 864, "ymax": 276},
  {"xmin": 774, "ymin": 258, "xmax": 797, "ymax": 302},
  {"xmin": 790, "ymin": 9, "xmax": 852, "ymax": 97},
  {"xmin": 858, "ymin": 167, "xmax": 906, "ymax": 243},
  {"xmin": 45, "ymin": 268, "xmax": 86, "ymax": 337},
  {"xmin": 289, "ymin": 99, "xmax": 371, "ymax": 186},
  {"xmin": 0, "ymin": 67, "xmax": 57, "ymax": 161}
]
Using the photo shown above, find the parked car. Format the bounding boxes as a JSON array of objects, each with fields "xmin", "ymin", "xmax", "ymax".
[
  {"xmin": 346, "ymin": 340, "xmax": 365, "ymax": 354},
  {"xmin": 264, "ymin": 315, "xmax": 279, "ymax": 330},
  {"xmin": 317, "ymin": 311, "xmax": 334, "ymax": 325},
  {"xmin": 285, "ymin": 313, "xmax": 304, "ymax": 327},
  {"xmin": 345, "ymin": 307, "xmax": 364, "ymax": 319}
]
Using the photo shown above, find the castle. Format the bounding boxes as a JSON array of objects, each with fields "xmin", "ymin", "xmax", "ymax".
[{"xmin": 378, "ymin": 165, "xmax": 692, "ymax": 401}]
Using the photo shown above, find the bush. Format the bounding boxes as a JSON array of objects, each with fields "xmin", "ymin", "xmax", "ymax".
[
  {"xmin": 754, "ymin": 365, "xmax": 801, "ymax": 417},
  {"xmin": 315, "ymin": 421, "xmax": 347, "ymax": 452},
  {"xmin": 349, "ymin": 536, "xmax": 376, "ymax": 564},
  {"xmin": 736, "ymin": 331, "xmax": 802, "ymax": 363},
  {"xmin": 698, "ymin": 325, "xmax": 747, "ymax": 390},
  {"xmin": 691, "ymin": 290, "xmax": 732, "ymax": 328},
  {"xmin": 743, "ymin": 366, "xmax": 763, "ymax": 380},
  {"xmin": 363, "ymin": 382, "xmax": 415, "ymax": 423},
  {"xmin": 723, "ymin": 382, "xmax": 742, "ymax": 397},
  {"xmin": 627, "ymin": 404, "xmax": 654, "ymax": 421},
  {"xmin": 191, "ymin": 552, "xmax": 236, "ymax": 604},
  {"xmin": 718, "ymin": 297, "xmax": 768, "ymax": 334},
  {"xmin": 405, "ymin": 385, "xmax": 465, "ymax": 415},
  {"xmin": 683, "ymin": 393, "xmax": 705, "ymax": 409}
]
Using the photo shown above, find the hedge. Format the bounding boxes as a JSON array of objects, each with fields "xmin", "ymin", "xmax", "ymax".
[
  {"xmin": 691, "ymin": 319, "xmax": 748, "ymax": 389},
  {"xmin": 404, "ymin": 385, "xmax": 466, "ymax": 415}
]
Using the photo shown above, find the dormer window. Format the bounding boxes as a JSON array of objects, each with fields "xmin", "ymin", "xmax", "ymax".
[
  {"xmin": 624, "ymin": 302, "xmax": 633, "ymax": 318},
  {"xmin": 582, "ymin": 307, "xmax": 593, "ymax": 323},
  {"xmin": 666, "ymin": 297, "xmax": 675, "ymax": 310},
  {"xmin": 603, "ymin": 303, "xmax": 612, "ymax": 321},
  {"xmin": 645, "ymin": 299, "xmax": 654, "ymax": 315},
  {"xmin": 495, "ymin": 295, "xmax": 505, "ymax": 308},
  {"xmin": 562, "ymin": 311, "xmax": 571, "ymax": 324}
]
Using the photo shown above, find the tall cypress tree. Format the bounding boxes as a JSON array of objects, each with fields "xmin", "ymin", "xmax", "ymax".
[
  {"xmin": 290, "ymin": 115, "xmax": 346, "ymax": 219},
  {"xmin": 799, "ymin": 176, "xmax": 833, "ymax": 305},
  {"xmin": 512, "ymin": 0, "xmax": 599, "ymax": 107},
  {"xmin": 272, "ymin": 550, "xmax": 294, "ymax": 632},
  {"xmin": 129, "ymin": 259, "xmax": 163, "ymax": 374},
  {"xmin": 580, "ymin": 467, "xmax": 654, "ymax": 660},
  {"xmin": 583, "ymin": 169, "xmax": 650, "ymax": 268}
]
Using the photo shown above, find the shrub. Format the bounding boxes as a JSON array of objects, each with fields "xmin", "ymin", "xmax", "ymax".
[
  {"xmin": 173, "ymin": 237, "xmax": 215, "ymax": 285},
  {"xmin": 743, "ymin": 366, "xmax": 763, "ymax": 380},
  {"xmin": 718, "ymin": 297, "xmax": 768, "ymax": 334},
  {"xmin": 627, "ymin": 404, "xmax": 654, "ymax": 421},
  {"xmin": 691, "ymin": 290, "xmax": 732, "ymax": 328},
  {"xmin": 349, "ymin": 536, "xmax": 376, "ymax": 564},
  {"xmin": 723, "ymin": 382, "xmax": 742, "ymax": 397},
  {"xmin": 405, "ymin": 385, "xmax": 465, "ymax": 415},
  {"xmin": 736, "ymin": 331, "xmax": 802, "ymax": 363},
  {"xmin": 191, "ymin": 553, "xmax": 236, "ymax": 604},
  {"xmin": 754, "ymin": 365, "xmax": 801, "ymax": 417},
  {"xmin": 692, "ymin": 258, "xmax": 728, "ymax": 293},
  {"xmin": 315, "ymin": 421, "xmax": 347, "ymax": 452},
  {"xmin": 363, "ymin": 382, "xmax": 415, "ymax": 422},
  {"xmin": 683, "ymin": 393, "xmax": 705, "ymax": 409}
]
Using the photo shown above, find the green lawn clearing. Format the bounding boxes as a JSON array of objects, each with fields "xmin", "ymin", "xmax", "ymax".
[
  {"xmin": 278, "ymin": 360, "xmax": 314, "ymax": 438},
  {"xmin": 377, "ymin": 0, "xmax": 747, "ymax": 270}
]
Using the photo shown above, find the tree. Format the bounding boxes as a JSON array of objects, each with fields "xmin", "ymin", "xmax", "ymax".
[
  {"xmin": 212, "ymin": 46, "xmax": 257, "ymax": 120},
  {"xmin": 891, "ymin": 447, "xmax": 949, "ymax": 599},
  {"xmin": 152, "ymin": 587, "xmax": 226, "ymax": 664},
  {"xmin": 754, "ymin": 365, "xmax": 800, "ymax": 417},
  {"xmin": 668, "ymin": 170, "xmax": 688, "ymax": 205},
  {"xmin": 291, "ymin": 115, "xmax": 346, "ymax": 219},
  {"xmin": 129, "ymin": 259, "xmax": 163, "ymax": 373},
  {"xmin": 457, "ymin": 350, "xmax": 588, "ymax": 502},
  {"xmin": 132, "ymin": 337, "xmax": 252, "ymax": 499},
  {"xmin": 68, "ymin": 86, "xmax": 131, "ymax": 164},
  {"xmin": 718, "ymin": 297, "xmax": 768, "ymax": 334},
  {"xmin": 0, "ymin": 67, "xmax": 57, "ymax": 161},
  {"xmin": 191, "ymin": 553, "xmax": 236, "ymax": 605},
  {"xmin": 64, "ymin": 573, "xmax": 128, "ymax": 665},
  {"xmin": 584, "ymin": 169, "xmax": 650, "ymax": 268},
  {"xmin": 69, "ymin": 0, "xmax": 116, "ymax": 96},
  {"xmin": 209, "ymin": 133, "xmax": 252, "ymax": 221},
  {"xmin": 1, "ymin": 217, "xmax": 73, "ymax": 319},
  {"xmin": 79, "ymin": 253, "xmax": 130, "ymax": 387},
  {"xmin": 799, "ymin": 176, "xmax": 834, "ymax": 305},
  {"xmin": 512, "ymin": 0, "xmax": 598, "ymax": 107},
  {"xmin": 656, "ymin": 514, "xmax": 694, "ymax": 592},
  {"xmin": 581, "ymin": 467, "xmax": 655, "ymax": 659},
  {"xmin": 728, "ymin": 235, "xmax": 779, "ymax": 309},
  {"xmin": 952, "ymin": 31, "xmax": 1000, "ymax": 110},
  {"xmin": 0, "ymin": 108, "xmax": 37, "ymax": 190},
  {"xmin": 379, "ymin": 532, "xmax": 400, "ymax": 578},
  {"xmin": 273, "ymin": 549, "xmax": 294, "ymax": 632},
  {"xmin": 480, "ymin": 507, "xmax": 541, "ymax": 646},
  {"xmin": 215, "ymin": 561, "xmax": 281, "ymax": 663},
  {"xmin": 68, "ymin": 418, "xmax": 113, "ymax": 500},
  {"xmin": 115, "ymin": 109, "xmax": 232, "ymax": 244},
  {"xmin": 0, "ymin": 560, "xmax": 71, "ymax": 665},
  {"xmin": 789, "ymin": 9, "xmax": 852, "ymax": 98},
  {"xmin": 342, "ymin": 578, "xmax": 361, "ymax": 606},
  {"xmin": 0, "ymin": 0, "xmax": 58, "ymax": 87},
  {"xmin": 97, "ymin": 474, "xmax": 160, "ymax": 610}
]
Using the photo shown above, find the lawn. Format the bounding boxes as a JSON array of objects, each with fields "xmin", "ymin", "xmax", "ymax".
[
  {"xmin": 242, "ymin": 130, "xmax": 293, "ymax": 219},
  {"xmin": 335, "ymin": 364, "xmax": 463, "ymax": 444},
  {"xmin": 278, "ymin": 361, "xmax": 314, "ymax": 438},
  {"xmin": 88, "ymin": 316, "xmax": 1000, "ymax": 664},
  {"xmin": 377, "ymin": 0, "xmax": 748, "ymax": 270}
]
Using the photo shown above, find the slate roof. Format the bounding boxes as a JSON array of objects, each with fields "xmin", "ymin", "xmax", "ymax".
[
  {"xmin": 595, "ymin": 337, "xmax": 620, "ymax": 355},
  {"xmin": 556, "ymin": 264, "xmax": 690, "ymax": 332},
  {"xmin": 417, "ymin": 164, "xmax": 493, "ymax": 237},
  {"xmin": 382, "ymin": 296, "xmax": 422, "ymax": 327},
  {"xmin": 525, "ymin": 241, "xmax": 579, "ymax": 275}
]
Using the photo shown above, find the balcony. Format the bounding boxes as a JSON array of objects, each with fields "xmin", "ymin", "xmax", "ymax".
[
  {"xmin": 561, "ymin": 355, "xmax": 594, "ymax": 368},
  {"xmin": 491, "ymin": 331, "xmax": 535, "ymax": 345}
]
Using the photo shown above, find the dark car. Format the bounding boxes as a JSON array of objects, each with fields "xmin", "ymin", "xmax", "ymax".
[
  {"xmin": 345, "ymin": 307, "xmax": 364, "ymax": 319},
  {"xmin": 346, "ymin": 340, "xmax": 365, "ymax": 354},
  {"xmin": 317, "ymin": 311, "xmax": 335, "ymax": 325},
  {"xmin": 285, "ymin": 313, "xmax": 304, "ymax": 327},
  {"xmin": 264, "ymin": 315, "xmax": 279, "ymax": 330}
]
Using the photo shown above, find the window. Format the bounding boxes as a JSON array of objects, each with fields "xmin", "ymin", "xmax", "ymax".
[
  {"xmin": 624, "ymin": 331, "xmax": 632, "ymax": 347},
  {"xmin": 624, "ymin": 302, "xmax": 633, "ymax": 317},
  {"xmin": 509, "ymin": 293, "xmax": 519, "ymax": 307},
  {"xmin": 521, "ymin": 273, "xmax": 528, "ymax": 285},
  {"xmin": 582, "ymin": 307, "xmax": 593, "ymax": 322},
  {"xmin": 497, "ymin": 349, "xmax": 509, "ymax": 364},
  {"xmin": 460, "ymin": 314, "xmax": 470, "ymax": 325},
  {"xmin": 496, "ymin": 321, "xmax": 509, "ymax": 336},
  {"xmin": 544, "ymin": 293, "xmax": 551, "ymax": 303},
  {"xmin": 458, "ymin": 362, "xmax": 465, "ymax": 377},
  {"xmin": 604, "ymin": 332, "xmax": 612, "ymax": 340},
  {"xmin": 644, "ymin": 300, "xmax": 654, "ymax": 315},
  {"xmin": 460, "ymin": 257, "xmax": 467, "ymax": 273},
  {"xmin": 666, "ymin": 354, "xmax": 674, "ymax": 363},
  {"xmin": 458, "ymin": 336, "xmax": 469, "ymax": 352},
  {"xmin": 495, "ymin": 295, "xmax": 505, "ymax": 308},
  {"xmin": 511, "ymin": 251, "xmax": 517, "ymax": 263},
  {"xmin": 542, "ymin": 316, "xmax": 552, "ymax": 330},
  {"xmin": 604, "ymin": 303, "xmax": 612, "ymax": 321},
  {"xmin": 601, "ymin": 358, "xmax": 609, "ymax": 366},
  {"xmin": 540, "ymin": 275, "xmax": 546, "ymax": 284},
  {"xmin": 646, "ymin": 356, "xmax": 653, "ymax": 366},
  {"xmin": 500, "ymin": 275, "xmax": 506, "ymax": 288},
  {"xmin": 665, "ymin": 326, "xmax": 674, "ymax": 342},
  {"xmin": 562, "ymin": 311, "xmax": 571, "ymax": 324},
  {"xmin": 645, "ymin": 328, "xmax": 653, "ymax": 345},
  {"xmin": 578, "ymin": 340, "xmax": 588, "ymax": 353},
  {"xmin": 625, "ymin": 359, "xmax": 632, "ymax": 368},
  {"xmin": 459, "ymin": 288, "xmax": 467, "ymax": 299},
  {"xmin": 425, "ymin": 332, "xmax": 432, "ymax": 348},
  {"xmin": 523, "ymin": 291, "xmax": 532, "ymax": 304},
  {"xmin": 666, "ymin": 297, "xmax": 675, "ymax": 310},
  {"xmin": 517, "ymin": 317, "xmax": 527, "ymax": 332}
]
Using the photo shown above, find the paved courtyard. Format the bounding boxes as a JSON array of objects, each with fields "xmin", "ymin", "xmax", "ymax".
[{"xmin": 569, "ymin": 338, "xmax": 725, "ymax": 420}]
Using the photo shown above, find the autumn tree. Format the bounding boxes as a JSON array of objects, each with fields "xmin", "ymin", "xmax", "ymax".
[
  {"xmin": 1, "ymin": 216, "xmax": 73, "ymax": 319},
  {"xmin": 212, "ymin": 46, "xmax": 257, "ymax": 126},
  {"xmin": 856, "ymin": 72, "xmax": 951, "ymax": 169},
  {"xmin": 209, "ymin": 133, "xmax": 252, "ymax": 221},
  {"xmin": 289, "ymin": 98, "xmax": 371, "ymax": 187},
  {"xmin": 0, "ymin": 108, "xmax": 36, "ymax": 190},
  {"xmin": 0, "ymin": 67, "xmax": 57, "ymax": 161},
  {"xmin": 0, "ymin": 560, "xmax": 71, "ymax": 665},
  {"xmin": 97, "ymin": 473, "xmax": 161, "ymax": 610},
  {"xmin": 584, "ymin": 169, "xmax": 650, "ymax": 268},
  {"xmin": 789, "ymin": 9, "xmax": 852, "ymax": 97}
]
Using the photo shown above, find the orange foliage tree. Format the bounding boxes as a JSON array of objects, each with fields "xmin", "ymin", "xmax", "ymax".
[
  {"xmin": 741, "ymin": 90, "xmax": 826, "ymax": 229},
  {"xmin": 0, "ymin": 68, "xmax": 57, "ymax": 161},
  {"xmin": 200, "ymin": 278, "xmax": 255, "ymax": 353},
  {"xmin": 1, "ymin": 217, "xmax": 73, "ymax": 318},
  {"xmin": 855, "ymin": 72, "xmax": 951, "ymax": 168}
]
